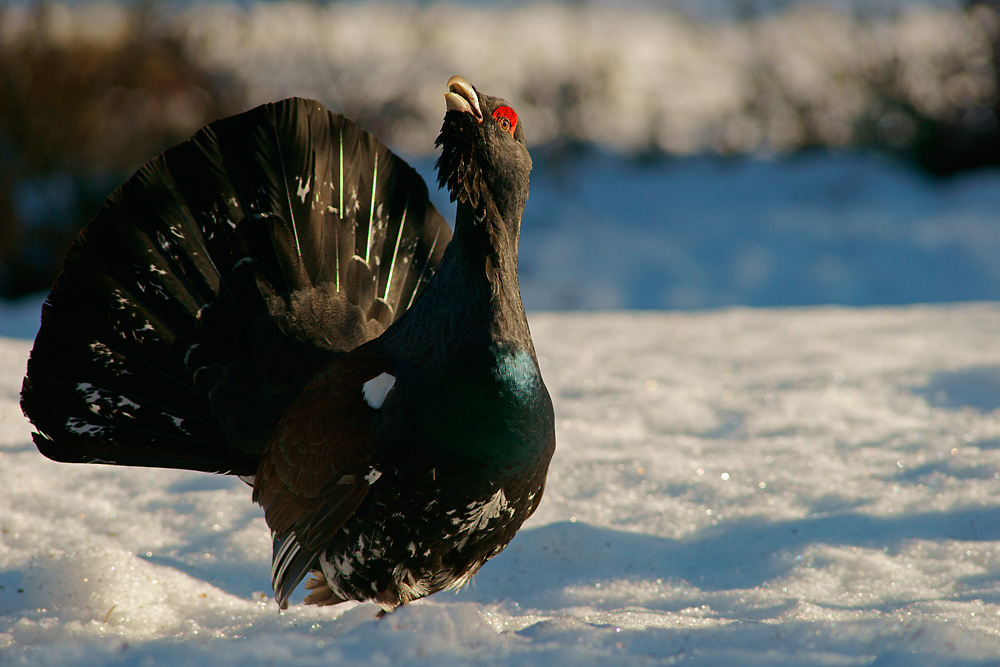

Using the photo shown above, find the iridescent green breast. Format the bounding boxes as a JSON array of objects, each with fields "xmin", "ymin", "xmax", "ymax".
[{"xmin": 394, "ymin": 344, "xmax": 554, "ymax": 469}]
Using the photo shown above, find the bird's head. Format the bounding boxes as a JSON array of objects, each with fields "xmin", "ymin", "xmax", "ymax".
[{"xmin": 435, "ymin": 76, "xmax": 532, "ymax": 223}]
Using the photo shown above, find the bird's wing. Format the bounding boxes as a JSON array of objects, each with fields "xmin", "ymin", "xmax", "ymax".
[{"xmin": 252, "ymin": 345, "xmax": 393, "ymax": 607}]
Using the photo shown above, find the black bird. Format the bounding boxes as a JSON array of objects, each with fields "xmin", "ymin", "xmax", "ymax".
[{"xmin": 20, "ymin": 75, "xmax": 555, "ymax": 612}]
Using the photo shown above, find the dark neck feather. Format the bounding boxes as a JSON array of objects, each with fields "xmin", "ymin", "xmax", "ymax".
[{"xmin": 380, "ymin": 191, "xmax": 533, "ymax": 364}]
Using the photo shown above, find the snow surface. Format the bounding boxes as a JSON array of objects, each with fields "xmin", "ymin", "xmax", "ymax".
[{"xmin": 3, "ymin": 304, "xmax": 1000, "ymax": 665}]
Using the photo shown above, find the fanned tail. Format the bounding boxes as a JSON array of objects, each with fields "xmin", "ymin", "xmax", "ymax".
[{"xmin": 21, "ymin": 98, "xmax": 451, "ymax": 475}]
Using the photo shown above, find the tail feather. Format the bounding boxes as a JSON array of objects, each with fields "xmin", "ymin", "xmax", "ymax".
[{"xmin": 22, "ymin": 97, "xmax": 451, "ymax": 475}]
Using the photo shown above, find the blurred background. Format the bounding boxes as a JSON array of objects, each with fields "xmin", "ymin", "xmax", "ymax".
[{"xmin": 1, "ymin": 0, "xmax": 999, "ymax": 315}]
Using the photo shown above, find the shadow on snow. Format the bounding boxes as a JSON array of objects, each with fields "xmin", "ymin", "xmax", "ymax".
[{"xmin": 462, "ymin": 504, "xmax": 1000, "ymax": 608}]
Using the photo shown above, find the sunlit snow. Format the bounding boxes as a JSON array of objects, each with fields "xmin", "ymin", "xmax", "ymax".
[{"xmin": 2, "ymin": 304, "xmax": 1000, "ymax": 665}]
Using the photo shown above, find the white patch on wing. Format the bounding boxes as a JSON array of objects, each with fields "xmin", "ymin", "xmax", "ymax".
[
  {"xmin": 271, "ymin": 533, "xmax": 302, "ymax": 586},
  {"xmin": 364, "ymin": 468, "xmax": 382, "ymax": 484},
  {"xmin": 362, "ymin": 372, "xmax": 395, "ymax": 410}
]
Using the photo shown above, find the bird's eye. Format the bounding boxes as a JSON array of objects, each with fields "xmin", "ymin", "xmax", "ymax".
[{"xmin": 492, "ymin": 106, "xmax": 518, "ymax": 137}]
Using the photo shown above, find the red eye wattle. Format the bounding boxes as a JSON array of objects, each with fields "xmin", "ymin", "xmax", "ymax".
[{"xmin": 492, "ymin": 106, "xmax": 518, "ymax": 137}]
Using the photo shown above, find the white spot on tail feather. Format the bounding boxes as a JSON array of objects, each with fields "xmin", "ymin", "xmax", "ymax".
[
  {"xmin": 365, "ymin": 153, "xmax": 378, "ymax": 264},
  {"xmin": 297, "ymin": 175, "xmax": 311, "ymax": 203},
  {"xmin": 168, "ymin": 414, "xmax": 189, "ymax": 435},
  {"xmin": 89, "ymin": 342, "xmax": 129, "ymax": 375},
  {"xmin": 362, "ymin": 373, "xmax": 395, "ymax": 410},
  {"xmin": 66, "ymin": 417, "xmax": 107, "ymax": 437},
  {"xmin": 118, "ymin": 396, "xmax": 140, "ymax": 412},
  {"xmin": 77, "ymin": 382, "xmax": 101, "ymax": 405}
]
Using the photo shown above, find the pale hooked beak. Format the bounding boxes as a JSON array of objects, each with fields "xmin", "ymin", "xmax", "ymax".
[{"xmin": 444, "ymin": 75, "xmax": 483, "ymax": 122}]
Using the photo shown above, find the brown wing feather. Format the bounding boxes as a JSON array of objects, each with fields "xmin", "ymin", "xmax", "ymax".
[
  {"xmin": 252, "ymin": 344, "xmax": 390, "ymax": 534},
  {"xmin": 251, "ymin": 345, "xmax": 391, "ymax": 607}
]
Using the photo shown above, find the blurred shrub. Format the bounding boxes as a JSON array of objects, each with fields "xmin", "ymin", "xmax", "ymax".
[
  {"xmin": 2, "ymin": 1, "xmax": 999, "ymax": 301},
  {"xmin": 181, "ymin": 1, "xmax": 1000, "ymax": 170},
  {"xmin": 0, "ymin": 3, "xmax": 241, "ymax": 299},
  {"xmin": 858, "ymin": 2, "xmax": 1000, "ymax": 175}
]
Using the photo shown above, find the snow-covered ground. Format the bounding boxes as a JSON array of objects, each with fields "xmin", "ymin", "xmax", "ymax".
[{"xmin": 3, "ymin": 304, "xmax": 1000, "ymax": 665}]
